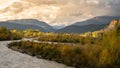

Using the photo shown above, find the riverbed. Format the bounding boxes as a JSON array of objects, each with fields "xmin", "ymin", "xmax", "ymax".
[{"xmin": 0, "ymin": 41, "xmax": 73, "ymax": 68}]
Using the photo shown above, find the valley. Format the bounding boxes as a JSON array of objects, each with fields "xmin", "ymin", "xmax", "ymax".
[
  {"xmin": 0, "ymin": 0, "xmax": 120, "ymax": 68},
  {"xmin": 0, "ymin": 18, "xmax": 120, "ymax": 68}
]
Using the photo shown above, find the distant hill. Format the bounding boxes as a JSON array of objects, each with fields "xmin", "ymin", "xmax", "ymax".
[
  {"xmin": 53, "ymin": 25, "xmax": 65, "ymax": 29},
  {"xmin": 56, "ymin": 24, "xmax": 108, "ymax": 33},
  {"xmin": 57, "ymin": 16, "xmax": 120, "ymax": 33},
  {"xmin": 0, "ymin": 16, "xmax": 120, "ymax": 33},
  {"xmin": 0, "ymin": 22, "xmax": 47, "ymax": 32},
  {"xmin": 7, "ymin": 19, "xmax": 55, "ymax": 32},
  {"xmin": 74, "ymin": 16, "xmax": 120, "ymax": 26}
]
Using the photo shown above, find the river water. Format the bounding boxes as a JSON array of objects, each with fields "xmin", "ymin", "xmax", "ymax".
[{"xmin": 0, "ymin": 41, "xmax": 73, "ymax": 68}]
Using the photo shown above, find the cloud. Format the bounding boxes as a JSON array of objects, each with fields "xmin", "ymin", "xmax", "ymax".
[
  {"xmin": 0, "ymin": 0, "xmax": 120, "ymax": 26},
  {"xmin": 0, "ymin": 0, "xmax": 20, "ymax": 9}
]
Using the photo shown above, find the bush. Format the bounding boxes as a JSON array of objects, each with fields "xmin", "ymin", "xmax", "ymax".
[{"xmin": 0, "ymin": 27, "xmax": 22, "ymax": 40}]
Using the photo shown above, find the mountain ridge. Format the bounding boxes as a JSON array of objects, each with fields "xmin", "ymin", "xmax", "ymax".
[
  {"xmin": 0, "ymin": 16, "xmax": 120, "ymax": 33},
  {"xmin": 74, "ymin": 16, "xmax": 120, "ymax": 26},
  {"xmin": 0, "ymin": 22, "xmax": 47, "ymax": 32},
  {"xmin": 56, "ymin": 16, "xmax": 120, "ymax": 33},
  {"xmin": 56, "ymin": 24, "xmax": 108, "ymax": 33},
  {"xmin": 6, "ymin": 19, "xmax": 55, "ymax": 32}
]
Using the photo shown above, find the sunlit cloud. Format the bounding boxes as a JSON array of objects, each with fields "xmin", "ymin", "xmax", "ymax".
[
  {"xmin": 0, "ymin": 0, "xmax": 120, "ymax": 26},
  {"xmin": 0, "ymin": 0, "xmax": 20, "ymax": 9}
]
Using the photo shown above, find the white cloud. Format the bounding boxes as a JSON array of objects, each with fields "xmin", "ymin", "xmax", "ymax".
[{"xmin": 86, "ymin": 0, "xmax": 99, "ymax": 4}]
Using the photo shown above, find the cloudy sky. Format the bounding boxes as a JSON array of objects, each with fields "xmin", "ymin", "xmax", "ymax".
[{"xmin": 0, "ymin": 0, "xmax": 120, "ymax": 26}]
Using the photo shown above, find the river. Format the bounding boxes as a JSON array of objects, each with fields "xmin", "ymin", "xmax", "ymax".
[{"xmin": 0, "ymin": 41, "xmax": 73, "ymax": 68}]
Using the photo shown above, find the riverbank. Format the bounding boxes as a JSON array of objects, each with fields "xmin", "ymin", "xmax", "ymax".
[{"xmin": 0, "ymin": 41, "xmax": 73, "ymax": 68}]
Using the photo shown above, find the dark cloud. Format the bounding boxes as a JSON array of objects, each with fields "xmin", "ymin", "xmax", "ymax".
[{"xmin": 108, "ymin": 0, "xmax": 120, "ymax": 16}]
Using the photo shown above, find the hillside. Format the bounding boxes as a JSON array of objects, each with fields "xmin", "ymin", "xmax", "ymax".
[
  {"xmin": 57, "ymin": 16, "xmax": 120, "ymax": 33},
  {"xmin": 7, "ymin": 19, "xmax": 55, "ymax": 32},
  {"xmin": 104, "ymin": 19, "xmax": 120, "ymax": 31},
  {"xmin": 0, "ymin": 22, "xmax": 47, "ymax": 32},
  {"xmin": 74, "ymin": 16, "xmax": 120, "ymax": 26},
  {"xmin": 56, "ymin": 24, "xmax": 108, "ymax": 33}
]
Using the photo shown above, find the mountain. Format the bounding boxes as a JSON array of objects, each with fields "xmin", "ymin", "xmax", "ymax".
[
  {"xmin": 0, "ymin": 22, "xmax": 47, "ymax": 32},
  {"xmin": 56, "ymin": 24, "xmax": 108, "ymax": 33},
  {"xmin": 53, "ymin": 25, "xmax": 65, "ymax": 29},
  {"xmin": 104, "ymin": 19, "xmax": 120, "ymax": 31},
  {"xmin": 57, "ymin": 16, "xmax": 120, "ymax": 33},
  {"xmin": 6, "ymin": 19, "xmax": 55, "ymax": 32},
  {"xmin": 74, "ymin": 16, "xmax": 120, "ymax": 26}
]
